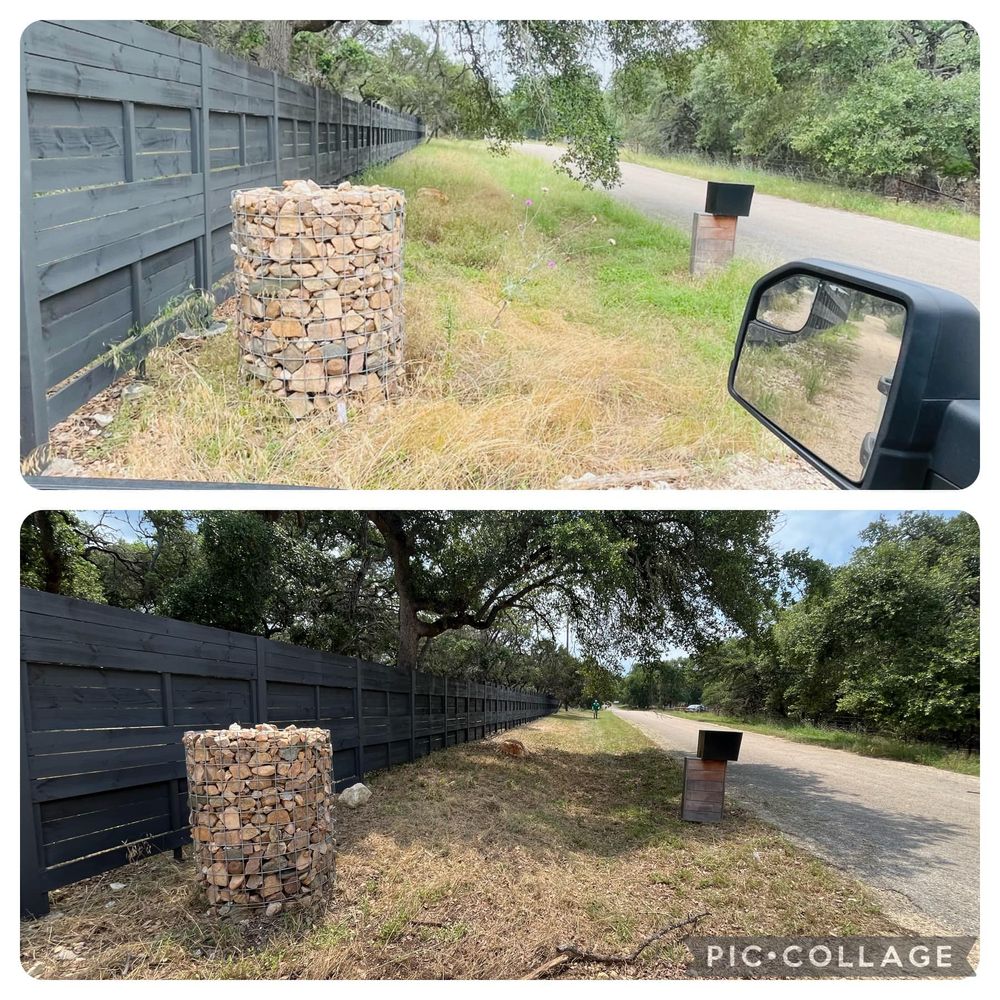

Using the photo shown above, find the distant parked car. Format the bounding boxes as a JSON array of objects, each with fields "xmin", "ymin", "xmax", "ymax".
[{"xmin": 685, "ymin": 704, "xmax": 707, "ymax": 712}]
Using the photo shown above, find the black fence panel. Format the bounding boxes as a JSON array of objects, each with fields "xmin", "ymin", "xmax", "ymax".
[
  {"xmin": 20, "ymin": 589, "xmax": 556, "ymax": 917},
  {"xmin": 20, "ymin": 20, "xmax": 424, "ymax": 457}
]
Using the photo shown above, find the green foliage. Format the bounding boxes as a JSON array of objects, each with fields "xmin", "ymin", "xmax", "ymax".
[
  {"xmin": 791, "ymin": 59, "xmax": 979, "ymax": 181},
  {"xmin": 622, "ymin": 657, "xmax": 700, "ymax": 709},
  {"xmin": 612, "ymin": 20, "xmax": 980, "ymax": 187},
  {"xmin": 694, "ymin": 512, "xmax": 979, "ymax": 748},
  {"xmin": 21, "ymin": 510, "xmax": 779, "ymax": 690},
  {"xmin": 160, "ymin": 511, "xmax": 280, "ymax": 634},
  {"xmin": 20, "ymin": 512, "xmax": 105, "ymax": 602}
]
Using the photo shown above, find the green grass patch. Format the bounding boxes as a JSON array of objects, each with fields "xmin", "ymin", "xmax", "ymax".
[
  {"xmin": 621, "ymin": 149, "xmax": 979, "ymax": 240},
  {"xmin": 659, "ymin": 710, "xmax": 979, "ymax": 776}
]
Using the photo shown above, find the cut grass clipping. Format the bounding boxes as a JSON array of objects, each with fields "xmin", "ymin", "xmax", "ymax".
[
  {"xmin": 21, "ymin": 710, "xmax": 907, "ymax": 980},
  {"xmin": 621, "ymin": 149, "xmax": 979, "ymax": 241},
  {"xmin": 660, "ymin": 710, "xmax": 979, "ymax": 776},
  {"xmin": 79, "ymin": 140, "xmax": 788, "ymax": 488}
]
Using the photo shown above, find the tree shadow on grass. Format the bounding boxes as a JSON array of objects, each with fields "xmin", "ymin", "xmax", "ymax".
[{"xmin": 343, "ymin": 738, "xmax": 972, "ymax": 880}]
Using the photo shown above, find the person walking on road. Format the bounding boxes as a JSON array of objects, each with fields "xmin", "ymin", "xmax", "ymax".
[{"xmin": 592, "ymin": 698, "xmax": 600, "ymax": 719}]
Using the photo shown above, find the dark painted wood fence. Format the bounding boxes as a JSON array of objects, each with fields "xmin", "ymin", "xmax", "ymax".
[
  {"xmin": 20, "ymin": 20, "xmax": 424, "ymax": 457},
  {"xmin": 20, "ymin": 589, "xmax": 556, "ymax": 918}
]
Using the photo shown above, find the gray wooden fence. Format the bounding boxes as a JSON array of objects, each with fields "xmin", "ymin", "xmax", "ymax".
[
  {"xmin": 20, "ymin": 588, "xmax": 556, "ymax": 918},
  {"xmin": 20, "ymin": 20, "xmax": 424, "ymax": 457}
]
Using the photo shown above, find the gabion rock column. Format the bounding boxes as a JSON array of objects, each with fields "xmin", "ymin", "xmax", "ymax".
[
  {"xmin": 184, "ymin": 723, "xmax": 334, "ymax": 916},
  {"xmin": 231, "ymin": 179, "xmax": 405, "ymax": 419}
]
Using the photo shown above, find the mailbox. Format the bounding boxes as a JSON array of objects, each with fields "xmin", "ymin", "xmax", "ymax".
[
  {"xmin": 682, "ymin": 728, "xmax": 744, "ymax": 823},
  {"xmin": 705, "ymin": 181, "xmax": 754, "ymax": 217},
  {"xmin": 697, "ymin": 729, "xmax": 743, "ymax": 761}
]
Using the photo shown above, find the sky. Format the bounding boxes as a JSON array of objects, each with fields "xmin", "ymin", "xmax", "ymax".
[{"xmin": 769, "ymin": 509, "xmax": 960, "ymax": 567}]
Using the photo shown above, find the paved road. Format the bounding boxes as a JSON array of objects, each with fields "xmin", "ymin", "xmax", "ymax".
[
  {"xmin": 520, "ymin": 144, "xmax": 979, "ymax": 305},
  {"xmin": 613, "ymin": 708, "xmax": 980, "ymax": 935}
]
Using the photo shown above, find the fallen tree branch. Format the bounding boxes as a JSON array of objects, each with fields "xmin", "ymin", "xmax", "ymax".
[
  {"xmin": 521, "ymin": 911, "xmax": 710, "ymax": 979},
  {"xmin": 522, "ymin": 953, "xmax": 573, "ymax": 979}
]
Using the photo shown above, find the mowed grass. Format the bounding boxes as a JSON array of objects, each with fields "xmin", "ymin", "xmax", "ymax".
[
  {"xmin": 21, "ymin": 711, "xmax": 907, "ymax": 981},
  {"xmin": 621, "ymin": 149, "xmax": 980, "ymax": 240},
  {"xmin": 660, "ymin": 711, "xmax": 979, "ymax": 776},
  {"xmin": 82, "ymin": 140, "xmax": 781, "ymax": 488}
]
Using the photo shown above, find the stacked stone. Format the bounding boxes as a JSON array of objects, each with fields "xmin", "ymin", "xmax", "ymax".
[
  {"xmin": 183, "ymin": 723, "xmax": 334, "ymax": 916},
  {"xmin": 231, "ymin": 179, "xmax": 405, "ymax": 419}
]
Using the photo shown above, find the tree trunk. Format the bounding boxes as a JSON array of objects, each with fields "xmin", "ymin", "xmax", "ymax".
[
  {"xmin": 33, "ymin": 512, "xmax": 65, "ymax": 594},
  {"xmin": 398, "ymin": 595, "xmax": 422, "ymax": 672},
  {"xmin": 258, "ymin": 21, "xmax": 295, "ymax": 73}
]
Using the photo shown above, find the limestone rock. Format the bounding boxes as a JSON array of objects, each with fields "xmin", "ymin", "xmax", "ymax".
[
  {"xmin": 498, "ymin": 739, "xmax": 529, "ymax": 758},
  {"xmin": 338, "ymin": 783, "xmax": 372, "ymax": 809}
]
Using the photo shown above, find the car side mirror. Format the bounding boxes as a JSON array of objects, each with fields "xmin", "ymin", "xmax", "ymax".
[{"xmin": 728, "ymin": 259, "xmax": 979, "ymax": 489}]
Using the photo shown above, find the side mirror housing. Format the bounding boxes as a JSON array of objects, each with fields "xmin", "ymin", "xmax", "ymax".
[{"xmin": 728, "ymin": 259, "xmax": 979, "ymax": 489}]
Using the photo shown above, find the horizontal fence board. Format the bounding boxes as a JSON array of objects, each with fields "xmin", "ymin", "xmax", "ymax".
[
  {"xmin": 35, "ymin": 190, "xmax": 205, "ymax": 267},
  {"xmin": 33, "ymin": 172, "xmax": 203, "ymax": 232},
  {"xmin": 44, "ymin": 810, "xmax": 177, "ymax": 867},
  {"xmin": 43, "ymin": 829, "xmax": 189, "ymax": 892},
  {"xmin": 37, "ymin": 214, "xmax": 204, "ymax": 300},
  {"xmin": 52, "ymin": 19, "xmax": 203, "ymax": 64},
  {"xmin": 26, "ymin": 52, "xmax": 201, "ymax": 107},
  {"xmin": 21, "ymin": 588, "xmax": 554, "ymax": 915},
  {"xmin": 25, "ymin": 21, "xmax": 201, "ymax": 87}
]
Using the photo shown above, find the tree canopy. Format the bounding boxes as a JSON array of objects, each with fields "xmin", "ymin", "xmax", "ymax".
[
  {"xmin": 149, "ymin": 19, "xmax": 977, "ymax": 192},
  {"xmin": 667, "ymin": 512, "xmax": 980, "ymax": 748},
  {"xmin": 21, "ymin": 509, "xmax": 779, "ymax": 683},
  {"xmin": 611, "ymin": 20, "xmax": 979, "ymax": 190}
]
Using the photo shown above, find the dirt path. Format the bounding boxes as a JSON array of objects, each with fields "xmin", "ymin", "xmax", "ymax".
[
  {"xmin": 815, "ymin": 317, "xmax": 901, "ymax": 480},
  {"xmin": 613, "ymin": 709, "xmax": 979, "ymax": 936},
  {"xmin": 520, "ymin": 144, "xmax": 979, "ymax": 305}
]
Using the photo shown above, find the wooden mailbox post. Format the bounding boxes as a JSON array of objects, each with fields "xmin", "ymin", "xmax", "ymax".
[
  {"xmin": 690, "ymin": 182, "xmax": 755, "ymax": 276},
  {"xmin": 680, "ymin": 728, "xmax": 743, "ymax": 823}
]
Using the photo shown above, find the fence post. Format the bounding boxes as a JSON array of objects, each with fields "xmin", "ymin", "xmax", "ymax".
[
  {"xmin": 20, "ymin": 39, "xmax": 49, "ymax": 459},
  {"xmin": 238, "ymin": 112, "xmax": 247, "ymax": 166},
  {"xmin": 338, "ymin": 95, "xmax": 344, "ymax": 180},
  {"xmin": 410, "ymin": 670, "xmax": 416, "ymax": 761},
  {"xmin": 198, "ymin": 45, "xmax": 213, "ymax": 289},
  {"xmin": 465, "ymin": 678, "xmax": 471, "ymax": 744},
  {"xmin": 443, "ymin": 675, "xmax": 448, "ymax": 748},
  {"xmin": 20, "ymin": 661, "xmax": 48, "ymax": 918},
  {"xmin": 122, "ymin": 100, "xmax": 147, "ymax": 375},
  {"xmin": 254, "ymin": 637, "xmax": 268, "ymax": 724},
  {"xmin": 160, "ymin": 672, "xmax": 183, "ymax": 860},
  {"xmin": 355, "ymin": 657, "xmax": 365, "ymax": 781},
  {"xmin": 313, "ymin": 85, "xmax": 320, "ymax": 181},
  {"xmin": 272, "ymin": 71, "xmax": 281, "ymax": 184}
]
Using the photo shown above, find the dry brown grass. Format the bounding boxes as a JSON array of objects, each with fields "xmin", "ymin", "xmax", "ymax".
[
  {"xmin": 57, "ymin": 142, "xmax": 784, "ymax": 488},
  {"xmin": 21, "ymin": 711, "xmax": 906, "ymax": 980}
]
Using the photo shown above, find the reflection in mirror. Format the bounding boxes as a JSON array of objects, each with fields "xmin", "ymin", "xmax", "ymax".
[{"xmin": 734, "ymin": 275, "xmax": 906, "ymax": 482}]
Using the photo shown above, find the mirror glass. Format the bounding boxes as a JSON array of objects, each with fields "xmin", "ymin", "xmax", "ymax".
[{"xmin": 733, "ymin": 274, "xmax": 906, "ymax": 482}]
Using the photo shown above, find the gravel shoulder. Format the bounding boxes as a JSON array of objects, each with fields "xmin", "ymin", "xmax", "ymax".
[{"xmin": 612, "ymin": 708, "xmax": 980, "ymax": 935}]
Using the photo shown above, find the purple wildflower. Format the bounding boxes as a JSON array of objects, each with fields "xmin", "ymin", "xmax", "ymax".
[{"xmin": 524, "ymin": 198, "xmax": 534, "ymax": 206}]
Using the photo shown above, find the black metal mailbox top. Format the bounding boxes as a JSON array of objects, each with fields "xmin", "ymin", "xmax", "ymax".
[
  {"xmin": 705, "ymin": 181, "xmax": 755, "ymax": 217},
  {"xmin": 697, "ymin": 728, "xmax": 743, "ymax": 761}
]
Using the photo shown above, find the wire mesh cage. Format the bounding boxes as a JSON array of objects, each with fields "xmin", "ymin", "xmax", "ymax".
[
  {"xmin": 231, "ymin": 179, "xmax": 406, "ymax": 418},
  {"xmin": 183, "ymin": 723, "xmax": 335, "ymax": 916}
]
